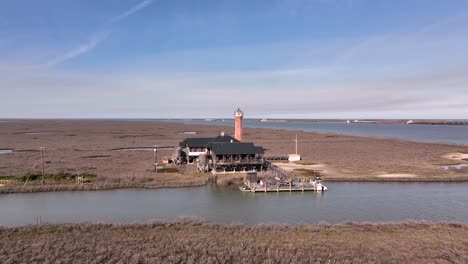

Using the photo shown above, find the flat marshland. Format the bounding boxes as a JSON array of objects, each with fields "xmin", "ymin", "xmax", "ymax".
[
  {"xmin": 1, "ymin": 221, "xmax": 467, "ymax": 263},
  {"xmin": 2, "ymin": 122, "xmax": 468, "ymax": 263},
  {"xmin": 0, "ymin": 120, "xmax": 468, "ymax": 192}
]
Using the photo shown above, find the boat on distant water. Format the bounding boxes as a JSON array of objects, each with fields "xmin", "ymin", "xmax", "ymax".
[
  {"xmin": 347, "ymin": 120, "xmax": 350, "ymax": 124},
  {"xmin": 261, "ymin": 118, "xmax": 268, "ymax": 122}
]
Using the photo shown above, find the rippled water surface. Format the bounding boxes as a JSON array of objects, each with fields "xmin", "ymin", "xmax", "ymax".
[{"xmin": 2, "ymin": 182, "xmax": 468, "ymax": 226}]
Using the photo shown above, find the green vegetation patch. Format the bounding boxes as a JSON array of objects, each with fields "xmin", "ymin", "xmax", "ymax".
[
  {"xmin": 0, "ymin": 172, "xmax": 96, "ymax": 184},
  {"xmin": 8, "ymin": 227, "xmax": 63, "ymax": 238},
  {"xmin": 157, "ymin": 167, "xmax": 180, "ymax": 173},
  {"xmin": 384, "ymin": 228, "xmax": 400, "ymax": 234},
  {"xmin": 294, "ymin": 161, "xmax": 318, "ymax": 165}
]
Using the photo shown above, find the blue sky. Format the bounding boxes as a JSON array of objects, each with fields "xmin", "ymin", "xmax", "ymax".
[{"xmin": 1, "ymin": 0, "xmax": 468, "ymax": 118}]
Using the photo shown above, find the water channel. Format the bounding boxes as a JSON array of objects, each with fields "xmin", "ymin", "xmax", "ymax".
[
  {"xmin": 1, "ymin": 182, "xmax": 468, "ymax": 226},
  {"xmin": 170, "ymin": 119, "xmax": 468, "ymax": 145}
]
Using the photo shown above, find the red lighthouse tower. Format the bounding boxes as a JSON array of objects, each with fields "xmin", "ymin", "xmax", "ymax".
[{"xmin": 234, "ymin": 108, "xmax": 244, "ymax": 142}]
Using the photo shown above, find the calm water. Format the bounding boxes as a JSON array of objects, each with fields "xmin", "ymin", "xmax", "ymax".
[
  {"xmin": 2, "ymin": 182, "xmax": 468, "ymax": 226},
  {"xmin": 170, "ymin": 119, "xmax": 468, "ymax": 145},
  {"xmin": 22, "ymin": 131, "xmax": 55, "ymax": 135},
  {"xmin": 442, "ymin": 164, "xmax": 468, "ymax": 170},
  {"xmin": 0, "ymin": 149, "xmax": 13, "ymax": 155},
  {"xmin": 112, "ymin": 147, "xmax": 175, "ymax": 152}
]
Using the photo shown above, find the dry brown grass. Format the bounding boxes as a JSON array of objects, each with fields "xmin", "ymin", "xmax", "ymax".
[
  {"xmin": 1, "ymin": 221, "xmax": 467, "ymax": 263},
  {"xmin": 215, "ymin": 174, "xmax": 245, "ymax": 186},
  {"xmin": 293, "ymin": 168, "xmax": 323, "ymax": 177},
  {"xmin": 1, "ymin": 120, "xmax": 468, "ymax": 189},
  {"xmin": 0, "ymin": 172, "xmax": 208, "ymax": 194}
]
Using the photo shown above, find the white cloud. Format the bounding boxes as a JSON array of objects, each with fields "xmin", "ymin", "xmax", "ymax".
[
  {"xmin": 2, "ymin": 3, "xmax": 468, "ymax": 118},
  {"xmin": 46, "ymin": 0, "xmax": 153, "ymax": 66},
  {"xmin": 2, "ymin": 57, "xmax": 468, "ymax": 118}
]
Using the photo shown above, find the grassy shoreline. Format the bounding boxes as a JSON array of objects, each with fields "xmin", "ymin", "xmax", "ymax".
[
  {"xmin": 1, "ymin": 221, "xmax": 467, "ymax": 263},
  {"xmin": 2, "ymin": 171, "xmax": 468, "ymax": 194}
]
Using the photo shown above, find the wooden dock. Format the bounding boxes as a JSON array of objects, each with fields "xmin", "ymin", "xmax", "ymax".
[
  {"xmin": 265, "ymin": 161, "xmax": 295, "ymax": 181},
  {"xmin": 240, "ymin": 161, "xmax": 327, "ymax": 192},
  {"xmin": 240, "ymin": 185, "xmax": 324, "ymax": 193}
]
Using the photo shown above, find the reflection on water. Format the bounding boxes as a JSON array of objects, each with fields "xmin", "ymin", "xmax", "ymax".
[
  {"xmin": 442, "ymin": 164, "xmax": 468, "ymax": 170},
  {"xmin": 22, "ymin": 131, "xmax": 54, "ymax": 135},
  {"xmin": 0, "ymin": 149, "xmax": 13, "ymax": 155},
  {"xmin": 1, "ymin": 182, "xmax": 468, "ymax": 226},
  {"xmin": 179, "ymin": 131, "xmax": 198, "ymax": 135},
  {"xmin": 112, "ymin": 147, "xmax": 174, "ymax": 152}
]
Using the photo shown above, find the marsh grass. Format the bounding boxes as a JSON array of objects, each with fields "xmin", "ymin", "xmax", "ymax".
[
  {"xmin": 215, "ymin": 174, "xmax": 244, "ymax": 186},
  {"xmin": 294, "ymin": 168, "xmax": 323, "ymax": 177},
  {"xmin": 7, "ymin": 227, "xmax": 62, "ymax": 238},
  {"xmin": 0, "ymin": 172, "xmax": 207, "ymax": 194},
  {"xmin": 0, "ymin": 172, "xmax": 96, "ymax": 183},
  {"xmin": 384, "ymin": 228, "xmax": 399, "ymax": 234},
  {"xmin": 156, "ymin": 167, "xmax": 180, "ymax": 173},
  {"xmin": 294, "ymin": 161, "xmax": 318, "ymax": 165},
  {"xmin": 1, "ymin": 221, "xmax": 467, "ymax": 263},
  {"xmin": 80, "ymin": 155, "xmax": 111, "ymax": 159}
]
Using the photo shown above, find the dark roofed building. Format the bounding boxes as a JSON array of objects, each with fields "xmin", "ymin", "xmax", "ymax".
[
  {"xmin": 179, "ymin": 135, "xmax": 239, "ymax": 148},
  {"xmin": 211, "ymin": 142, "xmax": 264, "ymax": 155},
  {"xmin": 179, "ymin": 135, "xmax": 240, "ymax": 163},
  {"xmin": 210, "ymin": 142, "xmax": 265, "ymax": 173},
  {"xmin": 176, "ymin": 133, "xmax": 265, "ymax": 173},
  {"xmin": 179, "ymin": 138, "xmax": 213, "ymax": 148}
]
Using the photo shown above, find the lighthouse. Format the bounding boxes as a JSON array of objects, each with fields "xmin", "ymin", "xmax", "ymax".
[{"xmin": 234, "ymin": 108, "xmax": 244, "ymax": 141}]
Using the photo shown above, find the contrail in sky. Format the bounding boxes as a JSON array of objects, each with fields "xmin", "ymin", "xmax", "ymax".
[{"xmin": 47, "ymin": 0, "xmax": 153, "ymax": 66}]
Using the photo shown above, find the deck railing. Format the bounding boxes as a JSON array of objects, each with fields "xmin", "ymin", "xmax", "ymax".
[{"xmin": 265, "ymin": 161, "xmax": 295, "ymax": 181}]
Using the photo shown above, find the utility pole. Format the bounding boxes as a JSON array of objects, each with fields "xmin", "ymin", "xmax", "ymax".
[
  {"xmin": 154, "ymin": 145, "xmax": 158, "ymax": 173},
  {"xmin": 294, "ymin": 134, "xmax": 298, "ymax": 155},
  {"xmin": 40, "ymin": 147, "xmax": 45, "ymax": 184}
]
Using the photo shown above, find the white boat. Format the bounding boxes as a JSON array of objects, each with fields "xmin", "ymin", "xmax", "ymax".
[
  {"xmin": 260, "ymin": 118, "xmax": 268, "ymax": 122},
  {"xmin": 310, "ymin": 177, "xmax": 328, "ymax": 191}
]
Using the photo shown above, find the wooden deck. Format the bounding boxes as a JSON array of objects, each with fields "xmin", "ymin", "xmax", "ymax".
[{"xmin": 240, "ymin": 183, "xmax": 326, "ymax": 193}]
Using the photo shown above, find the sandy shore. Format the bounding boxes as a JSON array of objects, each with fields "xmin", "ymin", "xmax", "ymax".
[
  {"xmin": 0, "ymin": 120, "xmax": 468, "ymax": 191},
  {"xmin": 1, "ymin": 221, "xmax": 467, "ymax": 263}
]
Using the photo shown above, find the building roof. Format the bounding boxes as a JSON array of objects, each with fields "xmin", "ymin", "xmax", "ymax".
[
  {"xmin": 179, "ymin": 135, "xmax": 239, "ymax": 148},
  {"xmin": 211, "ymin": 142, "xmax": 264, "ymax": 155}
]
